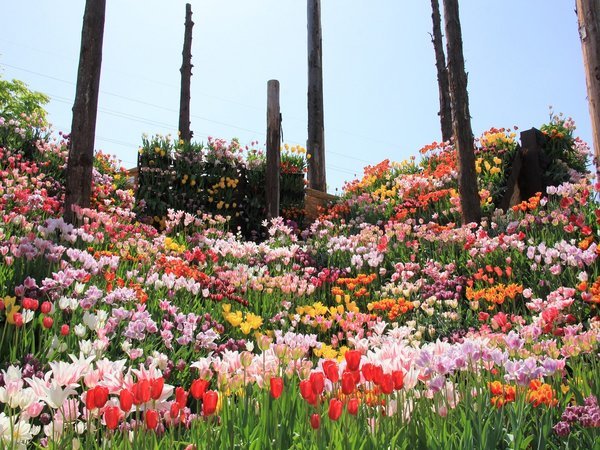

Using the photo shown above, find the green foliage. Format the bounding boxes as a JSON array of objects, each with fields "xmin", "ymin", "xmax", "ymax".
[{"xmin": 0, "ymin": 76, "xmax": 49, "ymax": 125}]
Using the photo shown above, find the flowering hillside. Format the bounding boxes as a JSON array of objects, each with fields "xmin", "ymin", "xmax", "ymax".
[{"xmin": 0, "ymin": 113, "xmax": 598, "ymax": 449}]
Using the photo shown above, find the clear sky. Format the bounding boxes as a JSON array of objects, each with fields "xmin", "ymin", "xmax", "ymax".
[{"xmin": 0, "ymin": 1, "xmax": 592, "ymax": 193}]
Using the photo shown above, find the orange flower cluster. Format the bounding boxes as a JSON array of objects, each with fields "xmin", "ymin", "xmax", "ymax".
[
  {"xmin": 489, "ymin": 381, "xmax": 516, "ymax": 408},
  {"xmin": 579, "ymin": 236, "xmax": 595, "ymax": 251},
  {"xmin": 156, "ymin": 256, "xmax": 210, "ymax": 284},
  {"xmin": 512, "ymin": 193, "xmax": 542, "ymax": 213},
  {"xmin": 318, "ymin": 202, "xmax": 351, "ymax": 221},
  {"xmin": 344, "ymin": 160, "xmax": 391, "ymax": 195},
  {"xmin": 587, "ymin": 276, "xmax": 600, "ymax": 305},
  {"xmin": 466, "ymin": 283, "xmax": 523, "ymax": 308},
  {"xmin": 527, "ymin": 380, "xmax": 558, "ymax": 407},
  {"xmin": 87, "ymin": 247, "xmax": 143, "ymax": 263},
  {"xmin": 471, "ymin": 265, "xmax": 513, "ymax": 285},
  {"xmin": 103, "ymin": 271, "xmax": 148, "ymax": 303},
  {"xmin": 333, "ymin": 273, "xmax": 378, "ymax": 298},
  {"xmin": 367, "ymin": 298, "xmax": 414, "ymax": 320}
]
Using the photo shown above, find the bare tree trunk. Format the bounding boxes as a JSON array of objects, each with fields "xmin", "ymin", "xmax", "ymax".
[
  {"xmin": 576, "ymin": 0, "xmax": 600, "ymax": 183},
  {"xmin": 443, "ymin": 0, "xmax": 481, "ymax": 225},
  {"xmin": 64, "ymin": 0, "xmax": 106, "ymax": 224},
  {"xmin": 430, "ymin": 0, "xmax": 453, "ymax": 143},
  {"xmin": 179, "ymin": 3, "xmax": 194, "ymax": 142},
  {"xmin": 307, "ymin": 0, "xmax": 326, "ymax": 192}
]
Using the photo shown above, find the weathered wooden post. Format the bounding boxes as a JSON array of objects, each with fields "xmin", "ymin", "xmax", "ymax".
[
  {"xmin": 576, "ymin": 0, "xmax": 600, "ymax": 182},
  {"xmin": 266, "ymin": 80, "xmax": 281, "ymax": 219},
  {"xmin": 179, "ymin": 3, "xmax": 194, "ymax": 142},
  {"xmin": 498, "ymin": 127, "xmax": 548, "ymax": 211},
  {"xmin": 64, "ymin": 0, "xmax": 106, "ymax": 224},
  {"xmin": 307, "ymin": 0, "xmax": 326, "ymax": 192}
]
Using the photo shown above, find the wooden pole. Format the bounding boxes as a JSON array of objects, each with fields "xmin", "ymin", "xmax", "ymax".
[
  {"xmin": 266, "ymin": 80, "xmax": 281, "ymax": 219},
  {"xmin": 576, "ymin": 0, "xmax": 600, "ymax": 182},
  {"xmin": 443, "ymin": 0, "xmax": 481, "ymax": 225},
  {"xmin": 64, "ymin": 0, "xmax": 106, "ymax": 224},
  {"xmin": 307, "ymin": 0, "xmax": 326, "ymax": 192},
  {"xmin": 430, "ymin": 0, "xmax": 453, "ymax": 143},
  {"xmin": 179, "ymin": 3, "xmax": 194, "ymax": 142}
]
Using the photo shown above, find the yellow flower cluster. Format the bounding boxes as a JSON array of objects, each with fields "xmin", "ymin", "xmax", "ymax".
[
  {"xmin": 164, "ymin": 237, "xmax": 186, "ymax": 253},
  {"xmin": 313, "ymin": 344, "xmax": 349, "ymax": 361},
  {"xmin": 295, "ymin": 300, "xmax": 359, "ymax": 317},
  {"xmin": 475, "ymin": 157, "xmax": 503, "ymax": 175},
  {"xmin": 2, "ymin": 296, "xmax": 19, "ymax": 325},
  {"xmin": 283, "ymin": 143, "xmax": 307, "ymax": 154},
  {"xmin": 222, "ymin": 304, "xmax": 263, "ymax": 335},
  {"xmin": 153, "ymin": 146, "xmax": 168, "ymax": 157},
  {"xmin": 180, "ymin": 174, "xmax": 197, "ymax": 186},
  {"xmin": 480, "ymin": 131, "xmax": 516, "ymax": 148}
]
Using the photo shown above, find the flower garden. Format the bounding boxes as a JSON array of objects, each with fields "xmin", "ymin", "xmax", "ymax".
[{"xmin": 0, "ymin": 110, "xmax": 599, "ymax": 449}]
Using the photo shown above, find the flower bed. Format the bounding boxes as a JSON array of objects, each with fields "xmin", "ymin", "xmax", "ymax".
[{"xmin": 0, "ymin": 112, "xmax": 598, "ymax": 449}]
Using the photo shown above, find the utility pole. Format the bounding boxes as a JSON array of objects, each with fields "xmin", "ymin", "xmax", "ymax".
[
  {"xmin": 307, "ymin": 0, "xmax": 326, "ymax": 192},
  {"xmin": 179, "ymin": 3, "xmax": 194, "ymax": 142},
  {"xmin": 576, "ymin": 0, "xmax": 600, "ymax": 182},
  {"xmin": 64, "ymin": 0, "xmax": 106, "ymax": 224},
  {"xmin": 443, "ymin": 0, "xmax": 481, "ymax": 225}
]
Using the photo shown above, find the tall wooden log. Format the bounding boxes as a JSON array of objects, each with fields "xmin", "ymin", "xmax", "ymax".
[
  {"xmin": 576, "ymin": 0, "xmax": 600, "ymax": 182},
  {"xmin": 443, "ymin": 0, "xmax": 481, "ymax": 225},
  {"xmin": 307, "ymin": 0, "xmax": 326, "ymax": 192},
  {"xmin": 266, "ymin": 80, "xmax": 281, "ymax": 219},
  {"xmin": 430, "ymin": 0, "xmax": 453, "ymax": 143},
  {"xmin": 179, "ymin": 3, "xmax": 194, "ymax": 142},
  {"xmin": 64, "ymin": 0, "xmax": 106, "ymax": 224}
]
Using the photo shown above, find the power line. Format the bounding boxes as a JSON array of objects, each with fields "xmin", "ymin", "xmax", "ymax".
[{"xmin": 3, "ymin": 62, "xmax": 382, "ymax": 164}]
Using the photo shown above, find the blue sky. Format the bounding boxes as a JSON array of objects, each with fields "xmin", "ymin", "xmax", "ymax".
[{"xmin": 0, "ymin": 1, "xmax": 591, "ymax": 193}]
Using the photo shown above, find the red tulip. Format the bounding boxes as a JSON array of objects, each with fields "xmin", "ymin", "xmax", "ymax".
[
  {"xmin": 151, "ymin": 377, "xmax": 164, "ymax": 400},
  {"xmin": 310, "ymin": 413, "xmax": 321, "ymax": 429},
  {"xmin": 392, "ymin": 370, "xmax": 404, "ymax": 391},
  {"xmin": 60, "ymin": 324, "xmax": 69, "ymax": 336},
  {"xmin": 299, "ymin": 379, "xmax": 317, "ymax": 405},
  {"xmin": 362, "ymin": 363, "xmax": 376, "ymax": 382},
  {"xmin": 13, "ymin": 313, "xmax": 24, "ymax": 328},
  {"xmin": 328, "ymin": 398, "xmax": 343, "ymax": 421},
  {"xmin": 42, "ymin": 316, "xmax": 54, "ymax": 329},
  {"xmin": 202, "ymin": 390, "xmax": 218, "ymax": 416},
  {"xmin": 372, "ymin": 365, "xmax": 384, "ymax": 385},
  {"xmin": 119, "ymin": 389, "xmax": 134, "ymax": 412},
  {"xmin": 270, "ymin": 377, "xmax": 284, "ymax": 399},
  {"xmin": 379, "ymin": 374, "xmax": 394, "ymax": 395},
  {"xmin": 309, "ymin": 372, "xmax": 325, "ymax": 395},
  {"xmin": 145, "ymin": 409, "xmax": 159, "ymax": 430},
  {"xmin": 93, "ymin": 386, "xmax": 109, "ymax": 409},
  {"xmin": 344, "ymin": 350, "xmax": 361, "ymax": 372},
  {"xmin": 322, "ymin": 360, "xmax": 339, "ymax": 383},
  {"xmin": 190, "ymin": 378, "xmax": 209, "ymax": 400},
  {"xmin": 170, "ymin": 401, "xmax": 181, "ymax": 418},
  {"xmin": 299, "ymin": 380, "xmax": 313, "ymax": 400},
  {"xmin": 134, "ymin": 380, "xmax": 151, "ymax": 405},
  {"xmin": 341, "ymin": 371, "xmax": 356, "ymax": 395},
  {"xmin": 85, "ymin": 389, "xmax": 96, "ymax": 410},
  {"xmin": 40, "ymin": 301, "xmax": 52, "ymax": 314},
  {"xmin": 104, "ymin": 406, "xmax": 120, "ymax": 430},
  {"xmin": 175, "ymin": 387, "xmax": 188, "ymax": 409},
  {"xmin": 347, "ymin": 397, "xmax": 359, "ymax": 416}
]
